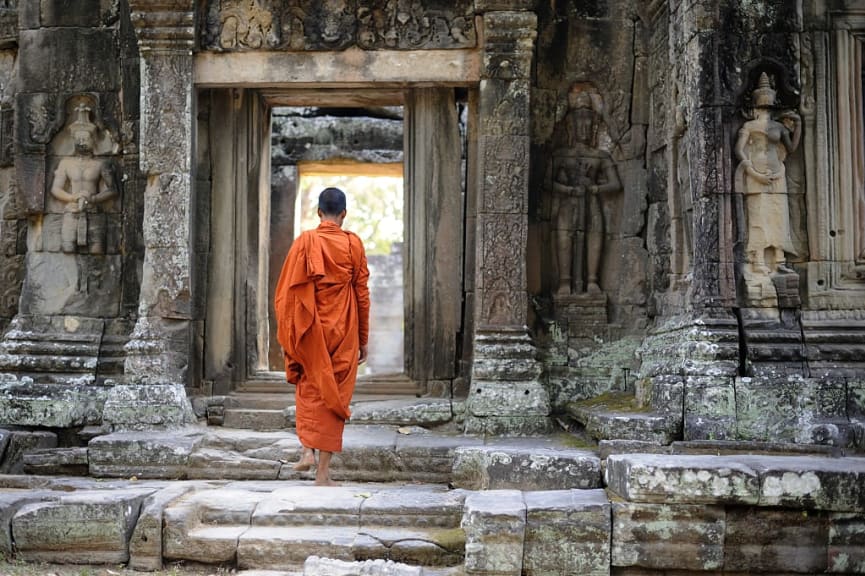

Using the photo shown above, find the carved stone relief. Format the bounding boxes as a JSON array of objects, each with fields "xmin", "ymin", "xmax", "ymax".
[
  {"xmin": 45, "ymin": 96, "xmax": 120, "ymax": 255},
  {"xmin": 201, "ymin": 0, "xmax": 476, "ymax": 51},
  {"xmin": 547, "ymin": 84, "xmax": 622, "ymax": 296},
  {"xmin": 734, "ymin": 72, "xmax": 802, "ymax": 307}
]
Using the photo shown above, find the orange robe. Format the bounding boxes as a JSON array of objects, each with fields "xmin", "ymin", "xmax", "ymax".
[{"xmin": 274, "ymin": 221, "xmax": 370, "ymax": 453}]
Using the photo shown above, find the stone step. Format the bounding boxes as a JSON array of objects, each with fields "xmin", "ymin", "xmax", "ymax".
[
  {"xmin": 224, "ymin": 408, "xmax": 290, "ymax": 431},
  {"xmin": 283, "ymin": 398, "xmax": 459, "ymax": 429},
  {"xmin": 162, "ymin": 484, "xmax": 468, "ymax": 571},
  {"xmin": 83, "ymin": 426, "xmax": 602, "ymax": 488},
  {"xmin": 566, "ymin": 392, "xmax": 681, "ymax": 444}
]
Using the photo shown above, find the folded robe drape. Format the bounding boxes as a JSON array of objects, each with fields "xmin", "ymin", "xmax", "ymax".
[{"xmin": 274, "ymin": 221, "xmax": 370, "ymax": 453}]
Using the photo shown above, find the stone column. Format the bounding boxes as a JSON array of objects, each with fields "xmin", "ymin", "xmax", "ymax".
[
  {"xmin": 109, "ymin": 2, "xmax": 197, "ymax": 428},
  {"xmin": 465, "ymin": 11, "xmax": 551, "ymax": 434}
]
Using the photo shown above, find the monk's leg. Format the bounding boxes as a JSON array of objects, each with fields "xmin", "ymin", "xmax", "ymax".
[
  {"xmin": 293, "ymin": 446, "xmax": 316, "ymax": 471},
  {"xmin": 315, "ymin": 451, "xmax": 339, "ymax": 486}
]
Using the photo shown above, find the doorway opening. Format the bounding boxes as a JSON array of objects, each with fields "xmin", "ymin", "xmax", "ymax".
[
  {"xmin": 295, "ymin": 165, "xmax": 405, "ymax": 377},
  {"xmin": 266, "ymin": 105, "xmax": 408, "ymax": 385}
]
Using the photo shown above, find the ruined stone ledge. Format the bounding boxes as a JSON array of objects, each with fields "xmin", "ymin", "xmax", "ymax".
[{"xmin": 606, "ymin": 453, "xmax": 865, "ymax": 511}]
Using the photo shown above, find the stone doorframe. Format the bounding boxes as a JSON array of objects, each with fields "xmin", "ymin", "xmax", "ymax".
[{"xmin": 128, "ymin": 4, "xmax": 550, "ymax": 432}]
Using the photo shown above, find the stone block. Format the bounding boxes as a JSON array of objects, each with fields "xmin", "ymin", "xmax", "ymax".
[
  {"xmin": 462, "ymin": 490, "xmax": 525, "ymax": 575},
  {"xmin": 22, "ymin": 446, "xmax": 88, "ymax": 475},
  {"xmin": 0, "ymin": 430, "xmax": 57, "ymax": 474},
  {"xmin": 605, "ymin": 454, "xmax": 760, "ymax": 505},
  {"xmin": 303, "ymin": 556, "xmax": 424, "ymax": 576},
  {"xmin": 12, "ymin": 488, "xmax": 153, "ymax": 564},
  {"xmin": 353, "ymin": 527, "xmax": 465, "ymax": 567},
  {"xmin": 611, "ymin": 502, "xmax": 725, "ymax": 571},
  {"xmin": 162, "ymin": 488, "xmax": 266, "ymax": 564},
  {"xmin": 828, "ymin": 513, "xmax": 865, "ymax": 574},
  {"xmin": 724, "ymin": 507, "xmax": 828, "ymax": 573},
  {"xmin": 0, "ymin": 381, "xmax": 108, "ymax": 428},
  {"xmin": 395, "ymin": 433, "xmax": 482, "ymax": 484},
  {"xmin": 129, "ymin": 483, "xmax": 202, "ymax": 572},
  {"xmin": 523, "ymin": 489, "xmax": 611, "ymax": 576},
  {"xmin": 0, "ymin": 491, "xmax": 59, "ymax": 555},
  {"xmin": 238, "ymin": 526, "xmax": 357, "ymax": 569},
  {"xmin": 88, "ymin": 428, "xmax": 203, "ymax": 478},
  {"xmin": 18, "ymin": 29, "xmax": 119, "ymax": 93},
  {"xmin": 40, "ymin": 0, "xmax": 102, "ymax": 27},
  {"xmin": 741, "ymin": 455, "xmax": 865, "ymax": 512},
  {"xmin": 328, "ymin": 425, "xmax": 400, "ymax": 482},
  {"xmin": 186, "ymin": 448, "xmax": 280, "ymax": 480},
  {"xmin": 451, "ymin": 445, "xmax": 601, "ymax": 491},
  {"xmin": 735, "ymin": 376, "xmax": 800, "ymax": 442},
  {"xmin": 101, "ymin": 383, "xmax": 196, "ymax": 429},
  {"xmin": 361, "ymin": 486, "xmax": 466, "ymax": 529},
  {"xmin": 683, "ymin": 376, "xmax": 736, "ymax": 441},
  {"xmin": 251, "ymin": 485, "xmax": 363, "ymax": 527},
  {"xmin": 349, "ymin": 398, "xmax": 454, "ymax": 426}
]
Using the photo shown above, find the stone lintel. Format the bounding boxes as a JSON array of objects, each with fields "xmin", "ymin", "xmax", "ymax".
[{"xmin": 195, "ymin": 48, "xmax": 482, "ymax": 87}]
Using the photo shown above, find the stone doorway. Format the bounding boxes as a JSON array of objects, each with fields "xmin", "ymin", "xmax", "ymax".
[{"xmin": 199, "ymin": 88, "xmax": 468, "ymax": 399}]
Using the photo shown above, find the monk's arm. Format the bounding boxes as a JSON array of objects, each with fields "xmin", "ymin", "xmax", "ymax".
[{"xmin": 354, "ymin": 238, "xmax": 371, "ymax": 349}]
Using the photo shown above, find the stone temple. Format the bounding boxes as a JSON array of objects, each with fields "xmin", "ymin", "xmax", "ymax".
[{"xmin": 0, "ymin": 1, "xmax": 864, "ymax": 575}]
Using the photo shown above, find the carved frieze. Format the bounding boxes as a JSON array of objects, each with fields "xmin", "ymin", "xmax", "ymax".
[
  {"xmin": 481, "ymin": 135, "xmax": 527, "ymax": 214},
  {"xmin": 481, "ymin": 214, "xmax": 526, "ymax": 295},
  {"xmin": 201, "ymin": 0, "xmax": 476, "ymax": 51}
]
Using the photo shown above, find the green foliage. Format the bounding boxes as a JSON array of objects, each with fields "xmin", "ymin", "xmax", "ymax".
[{"xmin": 298, "ymin": 173, "xmax": 404, "ymax": 256}]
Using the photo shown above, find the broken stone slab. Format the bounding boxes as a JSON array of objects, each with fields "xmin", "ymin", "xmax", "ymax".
[
  {"xmin": 394, "ymin": 433, "xmax": 483, "ymax": 485},
  {"xmin": 352, "ymin": 527, "xmax": 465, "ymax": 566},
  {"xmin": 724, "ymin": 507, "xmax": 828, "ymax": 573},
  {"xmin": 360, "ymin": 485, "xmax": 467, "ymax": 528},
  {"xmin": 738, "ymin": 455, "xmax": 865, "ymax": 511},
  {"xmin": 829, "ymin": 512, "xmax": 865, "ymax": 573},
  {"xmin": 523, "ymin": 489, "xmax": 611, "ymax": 576},
  {"xmin": 12, "ymin": 487, "xmax": 155, "ymax": 564},
  {"xmin": 0, "ymin": 490, "xmax": 60, "ymax": 555},
  {"xmin": 251, "ymin": 485, "xmax": 364, "ymax": 526},
  {"xmin": 186, "ymin": 447, "xmax": 281, "ymax": 480},
  {"xmin": 451, "ymin": 445, "xmax": 601, "ymax": 491},
  {"xmin": 203, "ymin": 427, "xmax": 300, "ymax": 455},
  {"xmin": 303, "ymin": 556, "xmax": 424, "ymax": 575},
  {"xmin": 23, "ymin": 446, "xmax": 88, "ymax": 475},
  {"xmin": 162, "ymin": 487, "xmax": 268, "ymax": 564},
  {"xmin": 129, "ymin": 482, "xmax": 208, "ymax": 571},
  {"xmin": 88, "ymin": 427, "xmax": 204, "ymax": 478},
  {"xmin": 611, "ymin": 501, "xmax": 725, "ymax": 571},
  {"xmin": 348, "ymin": 398, "xmax": 454, "ymax": 427},
  {"xmin": 238, "ymin": 526, "xmax": 358, "ymax": 570},
  {"xmin": 0, "ymin": 430, "xmax": 57, "ymax": 474},
  {"xmin": 462, "ymin": 490, "xmax": 525, "ymax": 575},
  {"xmin": 569, "ymin": 402, "xmax": 681, "ymax": 444},
  {"xmin": 605, "ymin": 454, "xmax": 760, "ymax": 505}
]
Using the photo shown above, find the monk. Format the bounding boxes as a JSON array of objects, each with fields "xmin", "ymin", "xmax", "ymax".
[{"xmin": 274, "ymin": 187, "xmax": 370, "ymax": 486}]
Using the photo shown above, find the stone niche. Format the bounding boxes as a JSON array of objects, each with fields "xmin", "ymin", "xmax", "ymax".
[{"xmin": 529, "ymin": 3, "xmax": 648, "ymax": 410}]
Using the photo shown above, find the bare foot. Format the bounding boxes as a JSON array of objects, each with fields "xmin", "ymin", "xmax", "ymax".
[
  {"xmin": 314, "ymin": 477, "xmax": 340, "ymax": 486},
  {"xmin": 292, "ymin": 448, "xmax": 316, "ymax": 471},
  {"xmin": 292, "ymin": 459, "xmax": 315, "ymax": 472}
]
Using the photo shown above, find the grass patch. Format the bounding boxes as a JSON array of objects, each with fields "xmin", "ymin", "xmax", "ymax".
[{"xmin": 567, "ymin": 391, "xmax": 651, "ymax": 414}]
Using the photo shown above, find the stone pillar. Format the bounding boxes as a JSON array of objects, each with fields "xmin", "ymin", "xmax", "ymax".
[
  {"xmin": 113, "ymin": 2, "xmax": 197, "ymax": 427},
  {"xmin": 465, "ymin": 11, "xmax": 551, "ymax": 435}
]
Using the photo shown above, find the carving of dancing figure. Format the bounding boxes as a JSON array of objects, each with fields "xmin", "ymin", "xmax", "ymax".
[
  {"xmin": 50, "ymin": 104, "xmax": 117, "ymax": 254},
  {"xmin": 734, "ymin": 72, "xmax": 802, "ymax": 277},
  {"xmin": 550, "ymin": 85, "xmax": 622, "ymax": 295}
]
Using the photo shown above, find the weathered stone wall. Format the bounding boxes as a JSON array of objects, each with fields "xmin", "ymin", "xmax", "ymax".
[{"xmin": 0, "ymin": 4, "xmax": 19, "ymax": 335}]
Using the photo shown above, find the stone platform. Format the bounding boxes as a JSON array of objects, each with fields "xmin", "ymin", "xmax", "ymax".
[{"xmin": 0, "ymin": 426, "xmax": 865, "ymax": 576}]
